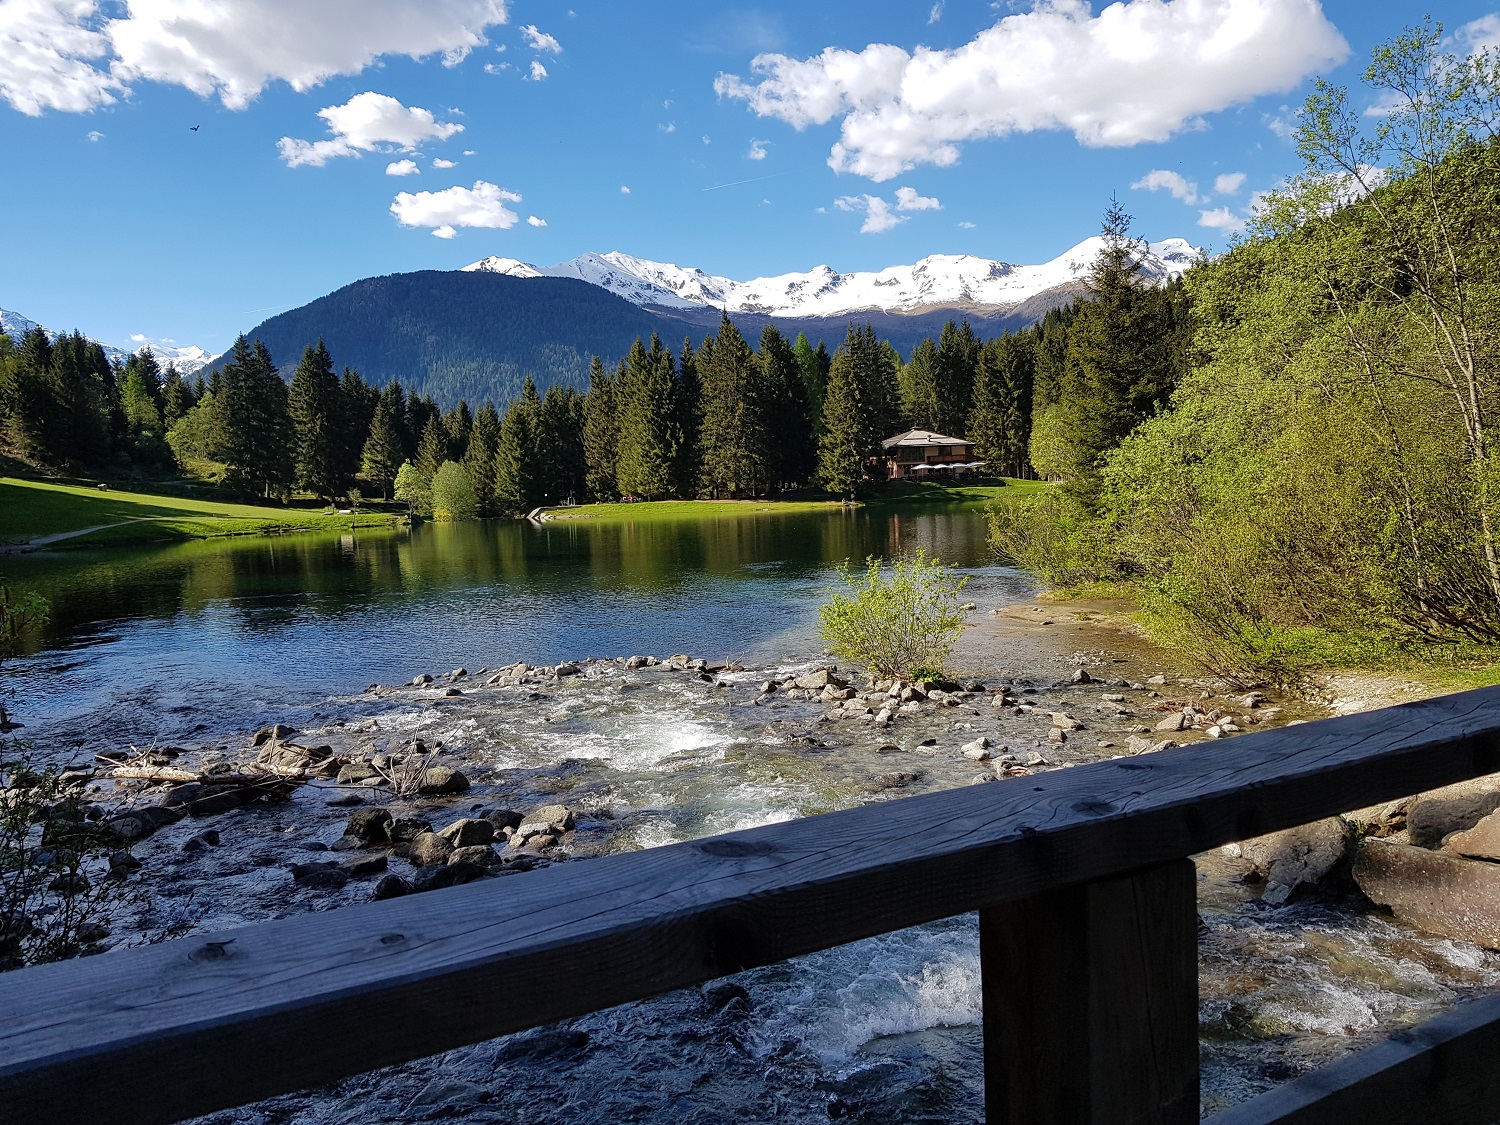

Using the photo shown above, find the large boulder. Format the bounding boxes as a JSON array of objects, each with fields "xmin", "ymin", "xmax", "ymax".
[
  {"xmin": 407, "ymin": 832, "xmax": 456, "ymax": 867},
  {"xmin": 1239, "ymin": 817, "xmax": 1356, "ymax": 903},
  {"xmin": 416, "ymin": 766, "xmax": 470, "ymax": 796},
  {"xmin": 1354, "ymin": 837, "xmax": 1500, "ymax": 949},
  {"xmin": 439, "ymin": 818, "xmax": 495, "ymax": 848},
  {"xmin": 1405, "ymin": 775, "xmax": 1500, "ymax": 848},
  {"xmin": 1443, "ymin": 808, "xmax": 1500, "ymax": 861}
]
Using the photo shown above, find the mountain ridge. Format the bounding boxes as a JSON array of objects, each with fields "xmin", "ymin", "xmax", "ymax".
[
  {"xmin": 0, "ymin": 306, "xmax": 217, "ymax": 374},
  {"xmin": 461, "ymin": 236, "xmax": 1198, "ymax": 319}
]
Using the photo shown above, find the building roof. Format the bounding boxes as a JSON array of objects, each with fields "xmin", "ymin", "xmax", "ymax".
[{"xmin": 881, "ymin": 429, "xmax": 970, "ymax": 451}]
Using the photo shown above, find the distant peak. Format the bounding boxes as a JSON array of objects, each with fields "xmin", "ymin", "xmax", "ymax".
[{"xmin": 462, "ymin": 256, "xmax": 543, "ymax": 278}]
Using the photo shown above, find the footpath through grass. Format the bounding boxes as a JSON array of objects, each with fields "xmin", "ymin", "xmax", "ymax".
[
  {"xmin": 0, "ymin": 477, "xmax": 398, "ymax": 547},
  {"xmin": 549, "ymin": 480, "xmax": 1044, "ymax": 524}
]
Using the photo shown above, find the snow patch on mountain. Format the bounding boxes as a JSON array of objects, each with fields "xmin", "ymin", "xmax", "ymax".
[
  {"xmin": 0, "ymin": 306, "xmax": 217, "ymax": 374},
  {"xmin": 462, "ymin": 237, "xmax": 1199, "ymax": 318}
]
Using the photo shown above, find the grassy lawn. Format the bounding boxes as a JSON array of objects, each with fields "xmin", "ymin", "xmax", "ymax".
[
  {"xmin": 0, "ymin": 477, "xmax": 398, "ymax": 547},
  {"xmin": 546, "ymin": 480, "xmax": 1047, "ymax": 524},
  {"xmin": 546, "ymin": 498, "xmax": 845, "ymax": 523}
]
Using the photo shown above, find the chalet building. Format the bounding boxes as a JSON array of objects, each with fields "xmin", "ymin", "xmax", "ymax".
[{"xmin": 879, "ymin": 429, "xmax": 985, "ymax": 480}]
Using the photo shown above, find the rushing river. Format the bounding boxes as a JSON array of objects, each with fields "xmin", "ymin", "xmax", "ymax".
[{"xmin": 2, "ymin": 505, "xmax": 1497, "ymax": 1122}]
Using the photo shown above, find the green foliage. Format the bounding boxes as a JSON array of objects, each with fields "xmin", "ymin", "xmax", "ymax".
[
  {"xmin": 393, "ymin": 460, "xmax": 431, "ymax": 516},
  {"xmin": 986, "ymin": 491, "xmax": 1122, "ymax": 589},
  {"xmin": 430, "ymin": 460, "xmax": 479, "ymax": 521},
  {"xmin": 288, "ymin": 341, "xmax": 342, "ymax": 501},
  {"xmin": 615, "ymin": 336, "xmax": 679, "ymax": 499},
  {"xmin": 817, "ymin": 549, "xmax": 970, "ymax": 679}
]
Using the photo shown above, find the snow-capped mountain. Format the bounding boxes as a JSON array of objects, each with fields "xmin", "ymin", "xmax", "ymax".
[
  {"xmin": 0, "ymin": 306, "xmax": 217, "ymax": 375},
  {"xmin": 463, "ymin": 237, "xmax": 1199, "ymax": 319}
]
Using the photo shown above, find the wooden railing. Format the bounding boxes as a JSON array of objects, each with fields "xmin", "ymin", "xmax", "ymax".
[{"xmin": 5, "ymin": 686, "xmax": 1500, "ymax": 1124}]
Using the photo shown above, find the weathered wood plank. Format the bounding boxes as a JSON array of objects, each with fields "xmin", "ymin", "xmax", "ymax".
[
  {"xmin": 3, "ymin": 685, "xmax": 1500, "ymax": 1124},
  {"xmin": 982, "ymin": 859, "xmax": 1198, "ymax": 1125},
  {"xmin": 1210, "ymin": 990, "xmax": 1500, "ymax": 1124}
]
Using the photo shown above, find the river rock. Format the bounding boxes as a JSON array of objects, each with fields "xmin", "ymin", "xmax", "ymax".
[
  {"xmin": 1406, "ymin": 775, "xmax": 1500, "ymax": 848},
  {"xmin": 1070, "ymin": 667, "xmax": 1094, "ymax": 684},
  {"xmin": 439, "ymin": 818, "xmax": 495, "ymax": 848},
  {"xmin": 1354, "ymin": 838, "xmax": 1500, "ymax": 949},
  {"xmin": 1341, "ymin": 797, "xmax": 1409, "ymax": 837},
  {"xmin": 371, "ymin": 874, "xmax": 413, "ymax": 901},
  {"xmin": 1239, "ymin": 818, "xmax": 1355, "ymax": 903},
  {"xmin": 795, "ymin": 668, "xmax": 834, "ymax": 690},
  {"xmin": 961, "ymin": 737, "xmax": 990, "ymax": 761},
  {"xmin": 625, "ymin": 655, "xmax": 652, "ymax": 669},
  {"xmin": 341, "ymin": 854, "xmax": 389, "ymax": 879},
  {"xmin": 1155, "ymin": 712, "xmax": 1187, "ymax": 733},
  {"xmin": 517, "ymin": 804, "xmax": 575, "ymax": 837},
  {"xmin": 408, "ymin": 832, "xmax": 455, "ymax": 866},
  {"xmin": 388, "ymin": 816, "xmax": 432, "ymax": 843},
  {"xmin": 344, "ymin": 808, "xmax": 393, "ymax": 845},
  {"xmin": 337, "ymin": 762, "xmax": 382, "ymax": 785},
  {"xmin": 1050, "ymin": 713, "xmax": 1082, "ymax": 731},
  {"xmin": 290, "ymin": 862, "xmax": 350, "ymax": 890},
  {"xmin": 1443, "ymin": 808, "xmax": 1500, "ymax": 861},
  {"xmin": 251, "ymin": 724, "xmax": 299, "ymax": 747},
  {"xmin": 416, "ymin": 766, "xmax": 470, "ymax": 795},
  {"xmin": 449, "ymin": 844, "xmax": 502, "ymax": 867}
]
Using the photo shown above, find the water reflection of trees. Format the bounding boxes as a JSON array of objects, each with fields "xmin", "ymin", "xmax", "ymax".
[{"xmin": 0, "ymin": 508, "xmax": 996, "ymax": 651}]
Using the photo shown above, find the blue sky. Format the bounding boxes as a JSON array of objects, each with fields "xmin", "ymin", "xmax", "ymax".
[{"xmin": 2, "ymin": 0, "xmax": 1497, "ymax": 357}]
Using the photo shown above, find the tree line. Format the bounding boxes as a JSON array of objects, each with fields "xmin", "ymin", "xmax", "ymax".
[
  {"xmin": 1, "ymin": 230, "xmax": 1190, "ymax": 513},
  {"xmin": 992, "ymin": 23, "xmax": 1500, "ymax": 679}
]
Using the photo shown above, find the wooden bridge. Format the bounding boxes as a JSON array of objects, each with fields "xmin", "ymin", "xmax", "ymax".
[{"xmin": 5, "ymin": 686, "xmax": 1500, "ymax": 1124}]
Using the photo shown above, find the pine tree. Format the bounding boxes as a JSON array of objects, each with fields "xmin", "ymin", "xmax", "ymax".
[
  {"xmin": 162, "ymin": 365, "xmax": 196, "ymax": 427},
  {"xmin": 671, "ymin": 337, "xmax": 701, "ymax": 497},
  {"xmin": 793, "ymin": 333, "xmax": 828, "ymax": 432},
  {"xmin": 218, "ymin": 337, "xmax": 293, "ymax": 500},
  {"xmin": 969, "ymin": 334, "xmax": 1035, "ymax": 478},
  {"xmin": 582, "ymin": 355, "xmax": 619, "ymax": 502},
  {"xmin": 336, "ymin": 368, "xmax": 378, "ymax": 488},
  {"xmin": 360, "ymin": 397, "xmax": 405, "ymax": 499},
  {"xmin": 698, "ymin": 314, "xmax": 769, "ymax": 496},
  {"xmin": 758, "ymin": 325, "xmax": 814, "ymax": 488},
  {"xmin": 119, "ymin": 351, "xmax": 164, "ymax": 438},
  {"xmin": 442, "ymin": 400, "xmax": 473, "ymax": 462},
  {"xmin": 536, "ymin": 386, "xmax": 587, "ymax": 504},
  {"xmin": 288, "ymin": 340, "xmax": 342, "ymax": 501},
  {"xmin": 414, "ymin": 416, "xmax": 448, "ymax": 486},
  {"xmin": 900, "ymin": 337, "xmax": 940, "ymax": 429},
  {"xmin": 818, "ymin": 329, "xmax": 870, "ymax": 496},
  {"xmin": 494, "ymin": 382, "xmax": 539, "ymax": 513},
  {"xmin": 464, "ymin": 403, "xmax": 502, "ymax": 515},
  {"xmin": 932, "ymin": 320, "xmax": 980, "ymax": 435},
  {"xmin": 615, "ymin": 335, "xmax": 678, "ymax": 499}
]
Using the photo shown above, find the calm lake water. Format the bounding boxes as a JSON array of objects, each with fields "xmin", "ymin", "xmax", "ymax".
[{"xmin": 0, "ymin": 505, "xmax": 1013, "ymax": 753}]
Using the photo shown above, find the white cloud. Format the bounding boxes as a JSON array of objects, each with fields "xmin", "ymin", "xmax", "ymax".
[
  {"xmin": 386, "ymin": 158, "xmax": 419, "ymax": 175},
  {"xmin": 462, "ymin": 148, "xmax": 475, "ymax": 155},
  {"xmin": 702, "ymin": 134, "xmax": 711, "ymax": 144},
  {"xmin": 957, "ymin": 220, "xmax": 976, "ymax": 228},
  {"xmin": 1214, "ymin": 171, "xmax": 1247, "ymax": 195},
  {"xmin": 432, "ymin": 157, "xmax": 456, "ymax": 168},
  {"xmin": 835, "ymin": 194, "xmax": 903, "ymax": 233},
  {"xmin": 528, "ymin": 59, "xmax": 547, "ymax": 80},
  {"xmin": 1264, "ymin": 107, "xmax": 1294, "ymax": 139},
  {"xmin": 391, "ymin": 179, "xmax": 522, "ymax": 236},
  {"xmin": 484, "ymin": 61, "xmax": 511, "ymax": 74},
  {"xmin": 1455, "ymin": 14, "xmax": 1500, "ymax": 56},
  {"xmin": 1131, "ymin": 169, "xmax": 1199, "ymax": 204},
  {"xmin": 519, "ymin": 23, "xmax": 561, "ymax": 52},
  {"xmin": 86, "ymin": 128, "xmax": 102, "ymax": 141},
  {"xmin": 277, "ymin": 91, "xmax": 463, "ymax": 167},
  {"xmin": 747, "ymin": 138, "xmax": 768, "ymax": 160},
  {"xmin": 620, "ymin": 184, "xmax": 631, "ymax": 194},
  {"xmin": 928, "ymin": 3, "xmax": 944, "ymax": 24},
  {"xmin": 715, "ymin": 0, "xmax": 1348, "ymax": 180},
  {"xmin": 527, "ymin": 214, "xmax": 546, "ymax": 227},
  {"xmin": 0, "ymin": 0, "xmax": 511, "ymax": 116},
  {"xmin": 894, "ymin": 185, "xmax": 940, "ymax": 210},
  {"xmin": 660, "ymin": 121, "xmax": 676, "ymax": 133},
  {"xmin": 1198, "ymin": 206, "xmax": 1246, "ymax": 233}
]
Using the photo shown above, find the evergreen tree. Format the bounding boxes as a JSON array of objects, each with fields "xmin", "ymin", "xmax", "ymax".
[
  {"xmin": 969, "ymin": 334, "xmax": 1035, "ymax": 478},
  {"xmin": 288, "ymin": 340, "xmax": 342, "ymax": 501},
  {"xmin": 336, "ymin": 367, "xmax": 379, "ymax": 487},
  {"xmin": 792, "ymin": 333, "xmax": 828, "ymax": 432},
  {"xmin": 582, "ymin": 355, "xmax": 620, "ymax": 501},
  {"xmin": 360, "ymin": 397, "xmax": 405, "ymax": 499},
  {"xmin": 119, "ymin": 351, "xmax": 164, "ymax": 439},
  {"xmin": 758, "ymin": 325, "xmax": 814, "ymax": 488},
  {"xmin": 218, "ymin": 337, "xmax": 293, "ymax": 499},
  {"xmin": 819, "ymin": 329, "xmax": 870, "ymax": 496},
  {"xmin": 494, "ymin": 380, "xmax": 540, "ymax": 513},
  {"xmin": 900, "ymin": 337, "xmax": 940, "ymax": 429},
  {"xmin": 698, "ymin": 314, "xmax": 769, "ymax": 496},
  {"xmin": 162, "ymin": 365, "xmax": 197, "ymax": 427},
  {"xmin": 536, "ymin": 386, "xmax": 587, "ymax": 504},
  {"xmin": 442, "ymin": 400, "xmax": 473, "ymax": 461},
  {"xmin": 932, "ymin": 320, "xmax": 980, "ymax": 435},
  {"xmin": 671, "ymin": 337, "xmax": 702, "ymax": 497},
  {"xmin": 414, "ymin": 416, "xmax": 448, "ymax": 486},
  {"xmin": 464, "ymin": 403, "xmax": 502, "ymax": 515},
  {"xmin": 615, "ymin": 335, "xmax": 678, "ymax": 499}
]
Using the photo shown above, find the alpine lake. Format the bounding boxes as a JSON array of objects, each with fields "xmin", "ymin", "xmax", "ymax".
[{"xmin": 2, "ymin": 502, "xmax": 1496, "ymax": 1123}]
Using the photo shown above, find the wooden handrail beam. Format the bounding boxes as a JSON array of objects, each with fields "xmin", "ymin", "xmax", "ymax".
[{"xmin": 3, "ymin": 686, "xmax": 1500, "ymax": 1123}]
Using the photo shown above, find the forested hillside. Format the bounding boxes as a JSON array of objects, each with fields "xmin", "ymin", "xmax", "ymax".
[
  {"xmin": 232, "ymin": 272, "xmax": 681, "ymax": 405},
  {"xmin": 993, "ymin": 24, "xmax": 1500, "ymax": 680}
]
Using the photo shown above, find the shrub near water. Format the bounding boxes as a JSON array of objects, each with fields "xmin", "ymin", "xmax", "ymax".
[{"xmin": 818, "ymin": 550, "xmax": 969, "ymax": 680}]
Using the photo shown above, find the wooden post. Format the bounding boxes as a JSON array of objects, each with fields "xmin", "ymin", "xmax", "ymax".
[{"xmin": 981, "ymin": 859, "xmax": 1198, "ymax": 1125}]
